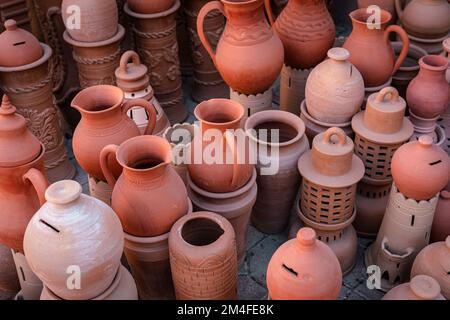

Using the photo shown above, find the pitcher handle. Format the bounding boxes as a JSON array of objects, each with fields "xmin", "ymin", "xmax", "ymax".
[
  {"xmin": 22, "ymin": 168, "xmax": 49, "ymax": 206},
  {"xmin": 385, "ymin": 25, "xmax": 410, "ymax": 75},
  {"xmin": 264, "ymin": 0, "xmax": 275, "ymax": 26},
  {"xmin": 197, "ymin": 1, "xmax": 224, "ymax": 66},
  {"xmin": 122, "ymin": 99, "xmax": 157, "ymax": 135},
  {"xmin": 224, "ymin": 130, "xmax": 242, "ymax": 191},
  {"xmin": 394, "ymin": 0, "xmax": 404, "ymax": 19},
  {"xmin": 100, "ymin": 145, "xmax": 119, "ymax": 188}
]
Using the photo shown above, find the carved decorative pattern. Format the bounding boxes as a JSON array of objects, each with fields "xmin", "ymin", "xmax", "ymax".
[
  {"xmin": 73, "ymin": 47, "xmax": 122, "ymax": 65},
  {"xmin": 79, "ymin": 75, "xmax": 116, "ymax": 88},
  {"xmin": 138, "ymin": 42, "xmax": 180, "ymax": 86},
  {"xmin": 223, "ymin": 19, "xmax": 272, "ymax": 45},
  {"xmin": 187, "ymin": 26, "xmax": 223, "ymax": 66},
  {"xmin": 132, "ymin": 24, "xmax": 176, "ymax": 39},
  {"xmin": 1, "ymin": 75, "xmax": 52, "ymax": 94}
]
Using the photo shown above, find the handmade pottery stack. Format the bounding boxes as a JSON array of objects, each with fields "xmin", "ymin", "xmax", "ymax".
[
  {"xmin": 71, "ymin": 85, "xmax": 157, "ymax": 206},
  {"xmin": 169, "ymin": 211, "xmax": 238, "ymax": 300},
  {"xmin": 395, "ymin": 0, "xmax": 450, "ymax": 54},
  {"xmin": 302, "ymin": 48, "xmax": 365, "ymax": 144},
  {"xmin": 382, "ymin": 275, "xmax": 445, "ymax": 300},
  {"xmin": 23, "ymin": 180, "xmax": 138, "ymax": 300},
  {"xmin": 187, "ymin": 99, "xmax": 255, "ymax": 266},
  {"xmin": 0, "ymin": 95, "xmax": 49, "ymax": 300},
  {"xmin": 245, "ymin": 110, "xmax": 309, "ymax": 234},
  {"xmin": 365, "ymin": 136, "xmax": 450, "ymax": 291},
  {"xmin": 0, "ymin": 20, "xmax": 75, "ymax": 182},
  {"xmin": 62, "ymin": 0, "xmax": 125, "ymax": 89},
  {"xmin": 439, "ymin": 38, "xmax": 450, "ymax": 155},
  {"xmin": 115, "ymin": 50, "xmax": 170, "ymax": 136},
  {"xmin": 197, "ymin": 0, "xmax": 284, "ymax": 120},
  {"xmin": 124, "ymin": 0, "xmax": 187, "ymax": 124},
  {"xmin": 295, "ymin": 127, "xmax": 365, "ymax": 275},
  {"xmin": 352, "ymin": 87, "xmax": 414, "ymax": 238},
  {"xmin": 265, "ymin": 0, "xmax": 335, "ymax": 115},
  {"xmin": 100, "ymin": 135, "xmax": 191, "ymax": 299},
  {"xmin": 406, "ymin": 55, "xmax": 449, "ymax": 146}
]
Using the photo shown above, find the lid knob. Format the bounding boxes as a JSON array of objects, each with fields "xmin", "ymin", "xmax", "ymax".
[
  {"xmin": 418, "ymin": 135, "xmax": 433, "ymax": 147},
  {"xmin": 0, "ymin": 95, "xmax": 15, "ymax": 115},
  {"xmin": 296, "ymin": 228, "xmax": 316, "ymax": 246},
  {"xmin": 45, "ymin": 180, "xmax": 82, "ymax": 205},
  {"xmin": 410, "ymin": 275, "xmax": 441, "ymax": 300},
  {"xmin": 327, "ymin": 47, "xmax": 350, "ymax": 61},
  {"xmin": 4, "ymin": 19, "xmax": 17, "ymax": 31}
]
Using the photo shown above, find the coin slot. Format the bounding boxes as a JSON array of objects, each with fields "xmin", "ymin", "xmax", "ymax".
[
  {"xmin": 282, "ymin": 264, "xmax": 298, "ymax": 277},
  {"xmin": 429, "ymin": 160, "xmax": 442, "ymax": 166},
  {"xmin": 39, "ymin": 219, "xmax": 60, "ymax": 233},
  {"xmin": 13, "ymin": 41, "xmax": 26, "ymax": 46}
]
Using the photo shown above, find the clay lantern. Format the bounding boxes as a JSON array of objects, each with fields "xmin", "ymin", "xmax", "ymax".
[
  {"xmin": 267, "ymin": 228, "xmax": 342, "ymax": 300},
  {"xmin": 382, "ymin": 275, "xmax": 445, "ymax": 300}
]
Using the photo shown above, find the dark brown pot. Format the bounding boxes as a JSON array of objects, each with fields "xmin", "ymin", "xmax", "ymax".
[{"xmin": 176, "ymin": 0, "xmax": 193, "ymax": 76}]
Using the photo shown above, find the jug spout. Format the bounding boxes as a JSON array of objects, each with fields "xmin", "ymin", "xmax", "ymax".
[{"xmin": 71, "ymin": 85, "xmax": 124, "ymax": 115}]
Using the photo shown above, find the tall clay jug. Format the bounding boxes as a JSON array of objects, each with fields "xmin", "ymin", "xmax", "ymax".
[
  {"xmin": 71, "ymin": 85, "xmax": 157, "ymax": 181},
  {"xmin": 343, "ymin": 8, "xmax": 410, "ymax": 87},
  {"xmin": 197, "ymin": 0, "xmax": 284, "ymax": 94},
  {"xmin": 264, "ymin": 0, "xmax": 335, "ymax": 69}
]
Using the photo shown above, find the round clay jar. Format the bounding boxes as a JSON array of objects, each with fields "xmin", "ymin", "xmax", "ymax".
[
  {"xmin": 382, "ymin": 275, "xmax": 445, "ymax": 300},
  {"xmin": 430, "ymin": 191, "xmax": 450, "ymax": 243},
  {"xmin": 391, "ymin": 135, "xmax": 450, "ymax": 200},
  {"xmin": 267, "ymin": 228, "xmax": 342, "ymax": 300},
  {"xmin": 23, "ymin": 180, "xmax": 124, "ymax": 300},
  {"xmin": 127, "ymin": 0, "xmax": 174, "ymax": 14}
]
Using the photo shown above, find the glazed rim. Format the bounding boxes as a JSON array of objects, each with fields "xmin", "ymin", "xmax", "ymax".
[
  {"xmin": 116, "ymin": 135, "xmax": 172, "ymax": 172},
  {"xmin": 194, "ymin": 99, "xmax": 244, "ymax": 128},
  {"xmin": 350, "ymin": 8, "xmax": 391, "ymax": 26},
  {"xmin": 244, "ymin": 110, "xmax": 306, "ymax": 148},
  {"xmin": 419, "ymin": 55, "xmax": 449, "ymax": 72},
  {"xmin": 71, "ymin": 85, "xmax": 124, "ymax": 114}
]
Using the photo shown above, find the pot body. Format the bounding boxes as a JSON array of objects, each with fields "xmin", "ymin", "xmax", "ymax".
[
  {"xmin": 430, "ymin": 192, "xmax": 450, "ymax": 243},
  {"xmin": 127, "ymin": 0, "xmax": 174, "ymax": 14}
]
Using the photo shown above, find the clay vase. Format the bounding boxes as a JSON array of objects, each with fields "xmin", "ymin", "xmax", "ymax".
[
  {"xmin": 244, "ymin": 110, "xmax": 309, "ymax": 234},
  {"xmin": 430, "ymin": 191, "xmax": 450, "ymax": 243},
  {"xmin": 23, "ymin": 180, "xmax": 124, "ymax": 300},
  {"xmin": 0, "ymin": 244, "xmax": 19, "ymax": 294},
  {"xmin": 197, "ymin": 0, "xmax": 284, "ymax": 94},
  {"xmin": 391, "ymin": 135, "xmax": 450, "ymax": 200},
  {"xmin": 406, "ymin": 55, "xmax": 449, "ymax": 119},
  {"xmin": 264, "ymin": 0, "xmax": 335, "ymax": 69},
  {"xmin": 266, "ymin": 227, "xmax": 342, "ymax": 300},
  {"xmin": 169, "ymin": 211, "xmax": 238, "ymax": 300},
  {"xmin": 61, "ymin": 0, "xmax": 118, "ymax": 42},
  {"xmin": 101, "ymin": 135, "xmax": 189, "ymax": 237},
  {"xmin": 383, "ymin": 275, "xmax": 445, "ymax": 300},
  {"xmin": 395, "ymin": 0, "xmax": 450, "ymax": 40},
  {"xmin": 343, "ymin": 9, "xmax": 410, "ymax": 87},
  {"xmin": 127, "ymin": 0, "xmax": 174, "ymax": 14},
  {"xmin": 305, "ymin": 47, "xmax": 365, "ymax": 124},
  {"xmin": 71, "ymin": 85, "xmax": 157, "ymax": 181},
  {"xmin": 411, "ymin": 237, "xmax": 450, "ymax": 299},
  {"xmin": 115, "ymin": 50, "xmax": 170, "ymax": 136},
  {"xmin": 187, "ymin": 99, "xmax": 254, "ymax": 193}
]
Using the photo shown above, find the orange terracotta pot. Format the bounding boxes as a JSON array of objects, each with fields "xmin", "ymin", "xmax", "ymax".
[
  {"xmin": 430, "ymin": 191, "xmax": 450, "ymax": 243},
  {"xmin": 343, "ymin": 8, "xmax": 409, "ymax": 87},
  {"xmin": 71, "ymin": 85, "xmax": 156, "ymax": 181},
  {"xmin": 383, "ymin": 275, "xmax": 445, "ymax": 300},
  {"xmin": 101, "ymin": 135, "xmax": 189, "ymax": 237},
  {"xmin": 127, "ymin": 0, "xmax": 174, "ymax": 14}
]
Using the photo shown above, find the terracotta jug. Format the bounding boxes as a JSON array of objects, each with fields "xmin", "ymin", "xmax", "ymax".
[
  {"xmin": 187, "ymin": 99, "xmax": 254, "ymax": 193},
  {"xmin": 391, "ymin": 135, "xmax": 450, "ymax": 200},
  {"xmin": 430, "ymin": 191, "xmax": 450, "ymax": 243},
  {"xmin": 343, "ymin": 8, "xmax": 410, "ymax": 87},
  {"xmin": 406, "ymin": 55, "xmax": 449, "ymax": 119},
  {"xmin": 264, "ymin": 0, "xmax": 335, "ymax": 69},
  {"xmin": 383, "ymin": 275, "xmax": 445, "ymax": 300},
  {"xmin": 411, "ymin": 237, "xmax": 450, "ymax": 299},
  {"xmin": 71, "ymin": 85, "xmax": 157, "ymax": 181},
  {"xmin": 266, "ymin": 228, "xmax": 342, "ymax": 300},
  {"xmin": 197, "ymin": 0, "xmax": 284, "ymax": 94},
  {"xmin": 305, "ymin": 48, "xmax": 365, "ymax": 124},
  {"xmin": 23, "ymin": 180, "xmax": 124, "ymax": 300},
  {"xmin": 101, "ymin": 135, "xmax": 189, "ymax": 237},
  {"xmin": 62, "ymin": 0, "xmax": 118, "ymax": 42},
  {"xmin": 358, "ymin": 0, "xmax": 397, "ymax": 21},
  {"xmin": 395, "ymin": 0, "xmax": 450, "ymax": 40},
  {"xmin": 127, "ymin": 0, "xmax": 174, "ymax": 14}
]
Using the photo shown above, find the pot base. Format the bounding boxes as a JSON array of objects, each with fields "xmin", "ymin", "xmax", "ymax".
[
  {"xmin": 280, "ymin": 65, "xmax": 312, "ymax": 115},
  {"xmin": 88, "ymin": 175, "xmax": 112, "ymax": 206}
]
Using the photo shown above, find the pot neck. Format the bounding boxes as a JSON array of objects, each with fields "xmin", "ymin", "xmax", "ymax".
[
  {"xmin": 223, "ymin": 0, "xmax": 265, "ymax": 25},
  {"xmin": 351, "ymin": 21, "xmax": 387, "ymax": 36},
  {"xmin": 77, "ymin": 105, "xmax": 124, "ymax": 127},
  {"xmin": 122, "ymin": 162, "xmax": 169, "ymax": 185},
  {"xmin": 417, "ymin": 64, "xmax": 447, "ymax": 80}
]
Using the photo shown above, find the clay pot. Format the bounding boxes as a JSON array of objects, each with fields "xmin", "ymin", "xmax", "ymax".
[
  {"xmin": 41, "ymin": 265, "xmax": 138, "ymax": 300},
  {"xmin": 305, "ymin": 47, "xmax": 365, "ymax": 124},
  {"xmin": 357, "ymin": 0, "xmax": 397, "ymax": 22},
  {"xmin": 24, "ymin": 180, "xmax": 124, "ymax": 300},
  {"xmin": 343, "ymin": 9, "xmax": 410, "ymax": 87},
  {"xmin": 264, "ymin": 0, "xmax": 335, "ymax": 70},
  {"xmin": 395, "ymin": 0, "xmax": 450, "ymax": 40},
  {"xmin": 187, "ymin": 99, "xmax": 254, "ymax": 193},
  {"xmin": 430, "ymin": 191, "xmax": 450, "ymax": 243},
  {"xmin": 169, "ymin": 211, "xmax": 238, "ymax": 300},
  {"xmin": 127, "ymin": 0, "xmax": 174, "ymax": 14},
  {"xmin": 411, "ymin": 237, "xmax": 450, "ymax": 299},
  {"xmin": 279, "ymin": 65, "xmax": 311, "ymax": 115},
  {"xmin": 391, "ymin": 135, "xmax": 450, "ymax": 200},
  {"xmin": 101, "ymin": 135, "xmax": 189, "ymax": 237},
  {"xmin": 406, "ymin": 55, "xmax": 449, "ymax": 119},
  {"xmin": 197, "ymin": 0, "xmax": 284, "ymax": 94},
  {"xmin": 245, "ymin": 110, "xmax": 309, "ymax": 234},
  {"xmin": 383, "ymin": 275, "xmax": 445, "ymax": 300},
  {"xmin": 61, "ymin": 0, "xmax": 118, "ymax": 42},
  {"xmin": 116, "ymin": 50, "xmax": 170, "ymax": 136},
  {"xmin": 187, "ymin": 169, "xmax": 257, "ymax": 266},
  {"xmin": 0, "ymin": 244, "xmax": 19, "ymax": 293},
  {"xmin": 71, "ymin": 85, "xmax": 157, "ymax": 181},
  {"xmin": 267, "ymin": 227, "xmax": 342, "ymax": 300}
]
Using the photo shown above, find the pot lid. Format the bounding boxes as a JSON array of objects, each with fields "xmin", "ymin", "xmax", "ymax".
[
  {"xmin": 409, "ymin": 275, "xmax": 442, "ymax": 300},
  {"xmin": 0, "ymin": 95, "xmax": 41, "ymax": 167},
  {"xmin": 0, "ymin": 20, "xmax": 43, "ymax": 67},
  {"xmin": 352, "ymin": 87, "xmax": 414, "ymax": 144},
  {"xmin": 298, "ymin": 127, "xmax": 365, "ymax": 188},
  {"xmin": 115, "ymin": 50, "xmax": 150, "ymax": 92}
]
